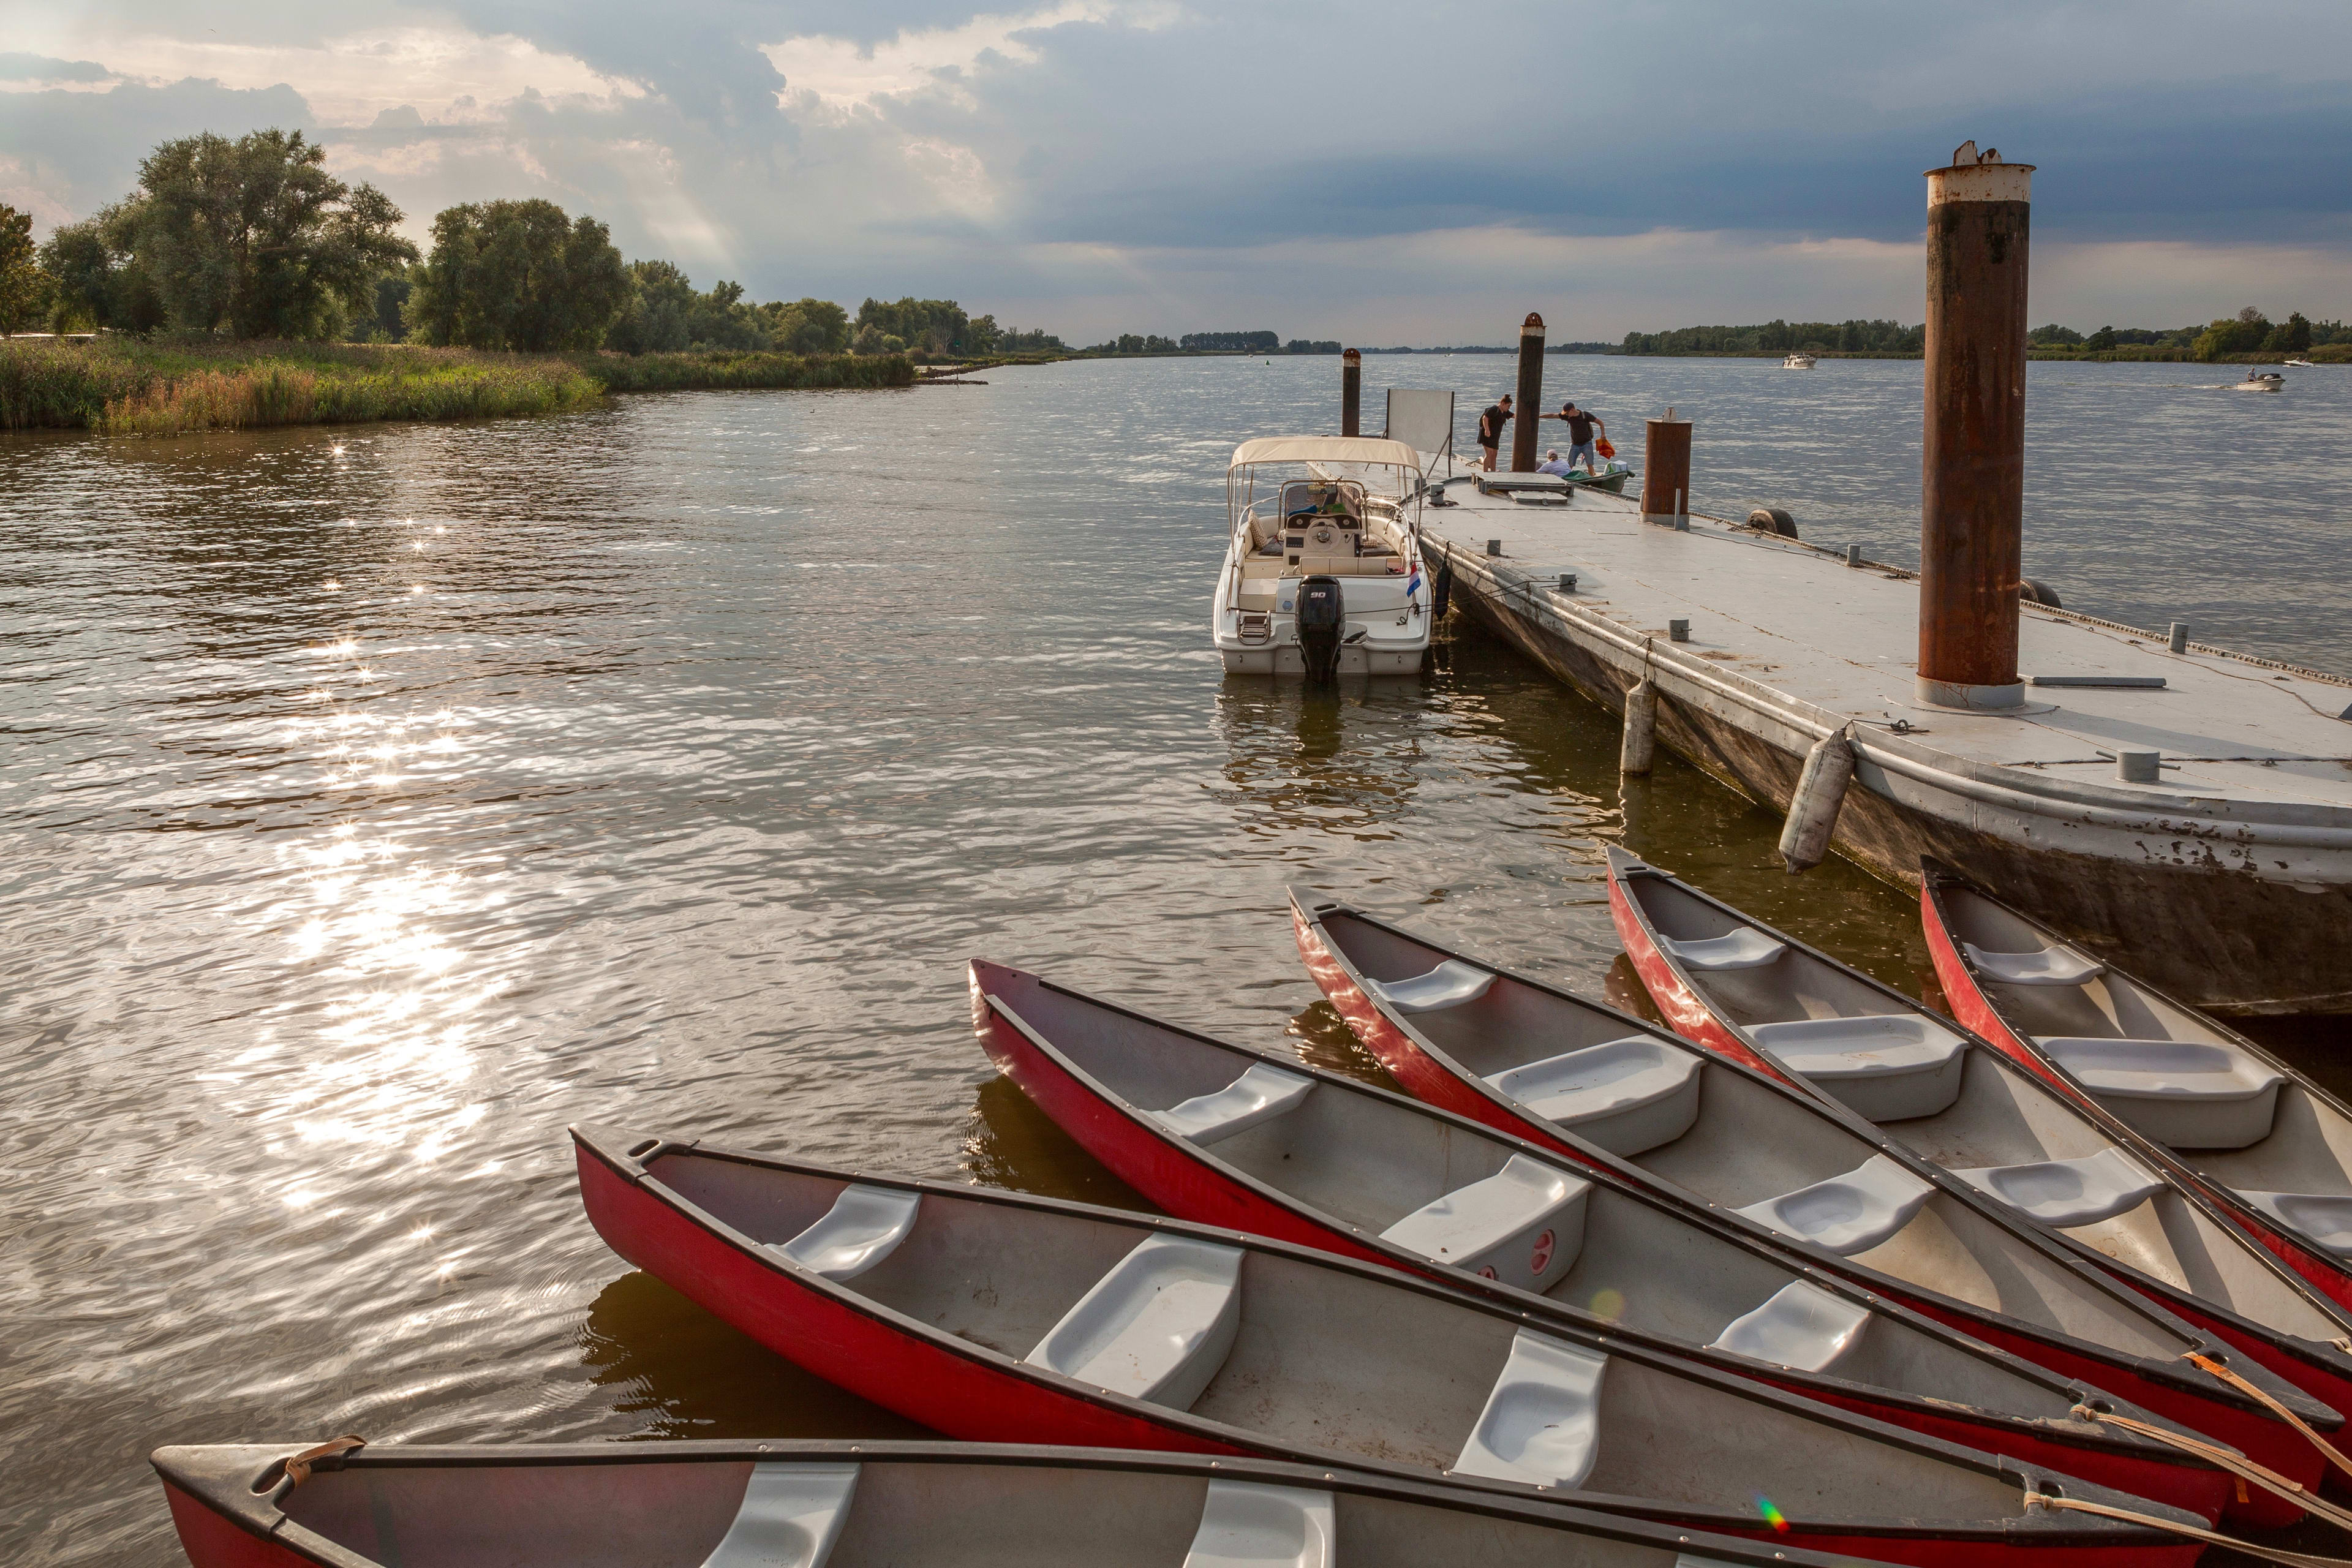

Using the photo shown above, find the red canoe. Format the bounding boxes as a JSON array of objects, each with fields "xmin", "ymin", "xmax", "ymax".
[
  {"xmin": 969, "ymin": 957, "xmax": 2237, "ymax": 1522},
  {"xmin": 1606, "ymin": 847, "xmax": 2352, "ymax": 1432},
  {"xmin": 1924, "ymin": 858, "xmax": 2352, "ymax": 1313},
  {"xmin": 1289, "ymin": 885, "xmax": 2339, "ymax": 1524},
  {"xmin": 154, "ymin": 1438, "xmax": 1998, "ymax": 1568},
  {"xmin": 570, "ymin": 1125, "xmax": 2203, "ymax": 1566}
]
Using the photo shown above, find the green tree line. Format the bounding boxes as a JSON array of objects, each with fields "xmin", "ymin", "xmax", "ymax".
[
  {"xmin": 1619, "ymin": 318, "xmax": 1925, "ymax": 355},
  {"xmin": 0, "ymin": 128, "xmax": 1058, "ymax": 360}
]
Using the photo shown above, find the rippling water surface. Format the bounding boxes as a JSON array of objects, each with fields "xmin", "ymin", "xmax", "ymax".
[{"xmin": 3, "ymin": 354, "xmax": 2346, "ymax": 1565}]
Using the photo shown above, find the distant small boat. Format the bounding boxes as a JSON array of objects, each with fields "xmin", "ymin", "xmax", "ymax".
[
  {"xmin": 152, "ymin": 1439, "xmax": 1902, "ymax": 1568},
  {"xmin": 1783, "ymin": 353, "xmax": 1817, "ymax": 369},
  {"xmin": 1921, "ymin": 861, "xmax": 2352, "ymax": 1312},
  {"xmin": 2285, "ymin": 358, "xmax": 2317, "ymax": 368},
  {"xmin": 2233, "ymin": 371, "xmax": 2283, "ymax": 392}
]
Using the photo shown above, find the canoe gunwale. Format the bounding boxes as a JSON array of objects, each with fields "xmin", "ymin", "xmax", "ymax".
[
  {"xmin": 1920, "ymin": 857, "xmax": 2352, "ymax": 1314},
  {"xmin": 567, "ymin": 1124, "xmax": 2177, "ymax": 1551}
]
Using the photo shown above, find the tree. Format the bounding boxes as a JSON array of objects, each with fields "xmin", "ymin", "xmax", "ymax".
[
  {"xmin": 2085, "ymin": 325, "xmax": 2117, "ymax": 352},
  {"xmin": 97, "ymin": 130, "xmax": 415, "ymax": 338},
  {"xmin": 2193, "ymin": 306, "xmax": 2271, "ymax": 361},
  {"xmin": 761, "ymin": 298, "xmax": 851, "ymax": 354},
  {"xmin": 2264, "ymin": 312, "xmax": 2313, "ymax": 353},
  {"xmin": 407, "ymin": 200, "xmax": 630, "ymax": 352},
  {"xmin": 36, "ymin": 214, "xmax": 165, "ymax": 333},
  {"xmin": 856, "ymin": 296, "xmax": 970, "ymax": 354},
  {"xmin": 605, "ymin": 258, "xmax": 697, "ymax": 353},
  {"xmin": 0, "ymin": 204, "xmax": 42, "ymax": 333}
]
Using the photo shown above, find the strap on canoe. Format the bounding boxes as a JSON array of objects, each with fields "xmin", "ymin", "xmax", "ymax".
[
  {"xmin": 2194, "ymin": 1351, "xmax": 2352, "ymax": 1487},
  {"xmin": 2027, "ymin": 1493, "xmax": 2352, "ymax": 1568},
  {"xmin": 283, "ymin": 1436, "xmax": 366, "ymax": 1487},
  {"xmin": 2071, "ymin": 1405, "xmax": 2352, "ymax": 1533}
]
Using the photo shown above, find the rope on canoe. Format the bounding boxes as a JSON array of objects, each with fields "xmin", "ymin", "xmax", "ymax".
[
  {"xmin": 2071, "ymin": 1403, "xmax": 2352, "ymax": 1532},
  {"xmin": 282, "ymin": 1436, "xmax": 366, "ymax": 1487},
  {"xmin": 2026, "ymin": 1493, "xmax": 2352, "ymax": 1567},
  {"xmin": 2194, "ymin": 1351, "xmax": 2352, "ymax": 1488}
]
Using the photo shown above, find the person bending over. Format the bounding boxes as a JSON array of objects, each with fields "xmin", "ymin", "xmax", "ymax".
[
  {"xmin": 1477, "ymin": 394, "xmax": 1513, "ymax": 471},
  {"xmin": 1545, "ymin": 401, "xmax": 1605, "ymax": 471}
]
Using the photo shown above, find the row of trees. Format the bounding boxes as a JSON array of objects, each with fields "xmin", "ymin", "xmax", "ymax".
[
  {"xmin": 1619, "ymin": 318, "xmax": 1924, "ymax": 356},
  {"xmin": 0, "ymin": 129, "xmax": 1059, "ymax": 358}
]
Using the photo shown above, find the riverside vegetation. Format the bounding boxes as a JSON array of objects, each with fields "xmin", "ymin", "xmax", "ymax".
[{"xmin": 0, "ymin": 337, "xmax": 911, "ymax": 435}]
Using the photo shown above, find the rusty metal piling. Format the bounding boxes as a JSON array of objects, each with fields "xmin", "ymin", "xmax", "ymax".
[
  {"xmin": 1639, "ymin": 408, "xmax": 1691, "ymax": 525},
  {"xmin": 1511, "ymin": 314, "xmax": 1545, "ymax": 472},
  {"xmin": 1341, "ymin": 349, "xmax": 1361, "ymax": 437},
  {"xmin": 1917, "ymin": 143, "xmax": 2034, "ymax": 710}
]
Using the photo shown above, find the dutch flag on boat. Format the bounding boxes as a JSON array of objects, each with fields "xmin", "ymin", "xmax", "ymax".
[{"xmin": 1406, "ymin": 568, "xmax": 1423, "ymax": 596}]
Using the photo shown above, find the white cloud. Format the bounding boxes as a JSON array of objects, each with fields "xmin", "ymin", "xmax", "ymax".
[
  {"xmin": 17, "ymin": 24, "xmax": 638, "ymax": 127},
  {"xmin": 763, "ymin": 2, "xmax": 1172, "ymax": 115}
]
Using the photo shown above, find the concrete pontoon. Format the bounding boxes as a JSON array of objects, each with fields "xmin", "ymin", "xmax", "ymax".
[{"xmin": 1417, "ymin": 478, "xmax": 2352, "ymax": 1016}]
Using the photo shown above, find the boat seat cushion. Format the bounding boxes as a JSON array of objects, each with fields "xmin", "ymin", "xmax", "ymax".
[
  {"xmin": 1155, "ymin": 1063, "xmax": 1316, "ymax": 1147},
  {"xmin": 1025, "ymin": 1235, "xmax": 1245, "ymax": 1411},
  {"xmin": 773, "ymin": 1185, "xmax": 921, "ymax": 1281},
  {"xmin": 1485, "ymin": 1036, "xmax": 1703, "ymax": 1156},
  {"xmin": 1657, "ymin": 926, "xmax": 1787, "ymax": 971},
  {"xmin": 2237, "ymin": 1193, "xmax": 2352, "ymax": 1260},
  {"xmin": 1452, "ymin": 1329, "xmax": 1608, "ymax": 1488},
  {"xmin": 1964, "ymin": 941, "xmax": 2105, "ymax": 987},
  {"xmin": 1183, "ymin": 1482, "xmax": 1334, "ymax": 1568},
  {"xmin": 2037, "ymin": 1036, "xmax": 2284, "ymax": 1150},
  {"xmin": 701, "ymin": 1463, "xmax": 859, "ymax": 1568},
  {"xmin": 1364, "ymin": 959, "xmax": 1495, "ymax": 1015},
  {"xmin": 1747, "ymin": 1016, "xmax": 1968, "ymax": 1123},
  {"xmin": 1379, "ymin": 1154, "xmax": 1591, "ymax": 1291},
  {"xmin": 1706, "ymin": 1280, "xmax": 1873, "ymax": 1373},
  {"xmin": 1953, "ymin": 1147, "xmax": 2166, "ymax": 1230},
  {"xmin": 1735, "ymin": 1155, "xmax": 1937, "ymax": 1256}
]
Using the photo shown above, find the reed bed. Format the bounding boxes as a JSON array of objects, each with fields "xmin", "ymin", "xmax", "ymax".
[{"xmin": 0, "ymin": 337, "xmax": 914, "ymax": 435}]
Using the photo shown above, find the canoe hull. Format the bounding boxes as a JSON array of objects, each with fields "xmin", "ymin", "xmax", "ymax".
[
  {"xmin": 1297, "ymin": 891, "xmax": 2327, "ymax": 1521},
  {"xmin": 163, "ymin": 1482, "xmax": 315, "ymax": 1568},
  {"xmin": 979, "ymin": 963, "xmax": 2233, "ymax": 1525},
  {"xmin": 1920, "ymin": 867, "xmax": 2352, "ymax": 1317}
]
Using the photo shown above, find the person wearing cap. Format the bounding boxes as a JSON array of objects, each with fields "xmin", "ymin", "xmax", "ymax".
[
  {"xmin": 1536, "ymin": 449, "xmax": 1575, "ymax": 477},
  {"xmin": 1544, "ymin": 400, "xmax": 1605, "ymax": 472},
  {"xmin": 1476, "ymin": 394, "xmax": 1512, "ymax": 471}
]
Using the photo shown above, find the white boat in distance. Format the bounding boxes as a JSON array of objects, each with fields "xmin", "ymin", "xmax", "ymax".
[
  {"xmin": 1782, "ymin": 353, "xmax": 1817, "ymax": 369},
  {"xmin": 2285, "ymin": 358, "xmax": 2318, "ymax": 368},
  {"xmin": 1213, "ymin": 437, "xmax": 1433, "ymax": 677},
  {"xmin": 2233, "ymin": 370, "xmax": 2284, "ymax": 392}
]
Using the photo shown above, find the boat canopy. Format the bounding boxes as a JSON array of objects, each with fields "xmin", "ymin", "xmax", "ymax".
[{"xmin": 1227, "ymin": 437, "xmax": 1423, "ymax": 473}]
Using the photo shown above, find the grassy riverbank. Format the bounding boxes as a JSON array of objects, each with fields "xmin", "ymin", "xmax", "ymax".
[{"xmin": 0, "ymin": 338, "xmax": 914, "ymax": 435}]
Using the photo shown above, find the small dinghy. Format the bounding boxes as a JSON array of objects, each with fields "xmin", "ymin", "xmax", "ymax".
[
  {"xmin": 1607, "ymin": 850, "xmax": 2352, "ymax": 1429},
  {"xmin": 153, "ymin": 1438, "xmax": 1898, "ymax": 1568},
  {"xmin": 970, "ymin": 958, "xmax": 2236, "ymax": 1521},
  {"xmin": 1289, "ymin": 887, "xmax": 2339, "ymax": 1520},
  {"xmin": 570, "ymin": 1126, "xmax": 2198, "ymax": 1565},
  {"xmin": 1924, "ymin": 860, "xmax": 2352, "ymax": 1310}
]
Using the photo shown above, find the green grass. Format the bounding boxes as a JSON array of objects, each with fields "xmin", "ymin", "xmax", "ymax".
[{"xmin": 0, "ymin": 337, "xmax": 914, "ymax": 435}]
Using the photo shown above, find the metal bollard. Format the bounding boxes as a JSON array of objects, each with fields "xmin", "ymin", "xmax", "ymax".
[
  {"xmin": 2116, "ymin": 750, "xmax": 2160, "ymax": 783},
  {"xmin": 2168, "ymin": 623, "xmax": 2189, "ymax": 654},
  {"xmin": 1668, "ymin": 618, "xmax": 1691, "ymax": 643},
  {"xmin": 1558, "ymin": 573, "xmax": 1577, "ymax": 593},
  {"xmin": 1847, "ymin": 543, "xmax": 1864, "ymax": 567},
  {"xmin": 1486, "ymin": 538, "xmax": 1503, "ymax": 557}
]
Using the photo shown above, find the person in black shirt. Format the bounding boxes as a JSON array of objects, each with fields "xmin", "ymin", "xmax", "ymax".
[
  {"xmin": 1544, "ymin": 401, "xmax": 1606, "ymax": 472},
  {"xmin": 1476, "ymin": 394, "xmax": 1512, "ymax": 470}
]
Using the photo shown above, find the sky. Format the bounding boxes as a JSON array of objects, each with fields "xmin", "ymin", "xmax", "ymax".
[{"xmin": 3, "ymin": 1, "xmax": 2350, "ymax": 344}]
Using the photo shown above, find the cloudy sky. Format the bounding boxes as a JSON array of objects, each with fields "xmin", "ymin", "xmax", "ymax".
[{"xmin": 4, "ymin": 1, "xmax": 2349, "ymax": 342}]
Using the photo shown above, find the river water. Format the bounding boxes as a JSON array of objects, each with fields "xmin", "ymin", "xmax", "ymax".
[{"xmin": 2, "ymin": 355, "xmax": 2346, "ymax": 1565}]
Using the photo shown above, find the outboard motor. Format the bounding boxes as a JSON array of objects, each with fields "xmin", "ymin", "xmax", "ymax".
[{"xmin": 1295, "ymin": 575, "xmax": 1344, "ymax": 684}]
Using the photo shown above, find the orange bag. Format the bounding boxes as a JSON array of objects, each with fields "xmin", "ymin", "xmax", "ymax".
[{"xmin": 1594, "ymin": 436, "xmax": 1616, "ymax": 459}]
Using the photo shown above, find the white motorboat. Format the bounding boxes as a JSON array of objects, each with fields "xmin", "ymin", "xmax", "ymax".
[
  {"xmin": 2233, "ymin": 371, "xmax": 2283, "ymax": 392},
  {"xmin": 1213, "ymin": 437, "xmax": 1432, "ymax": 677},
  {"xmin": 2285, "ymin": 358, "xmax": 2317, "ymax": 368},
  {"xmin": 1782, "ymin": 353, "xmax": 1816, "ymax": 369}
]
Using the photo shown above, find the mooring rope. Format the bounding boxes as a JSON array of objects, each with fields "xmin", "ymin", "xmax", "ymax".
[
  {"xmin": 281, "ymin": 1436, "xmax": 366, "ymax": 1487},
  {"xmin": 2070, "ymin": 1404, "xmax": 2352, "ymax": 1532},
  {"xmin": 2026, "ymin": 1492, "xmax": 2352, "ymax": 1567},
  {"xmin": 2194, "ymin": 1351, "xmax": 2352, "ymax": 1487}
]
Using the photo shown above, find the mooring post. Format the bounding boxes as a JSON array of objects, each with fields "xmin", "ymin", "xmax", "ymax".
[
  {"xmin": 1640, "ymin": 407, "xmax": 1691, "ymax": 526},
  {"xmin": 1341, "ymin": 348, "xmax": 1362, "ymax": 437},
  {"xmin": 1511, "ymin": 313, "xmax": 1545, "ymax": 472},
  {"xmin": 1917, "ymin": 142, "xmax": 2034, "ymax": 710}
]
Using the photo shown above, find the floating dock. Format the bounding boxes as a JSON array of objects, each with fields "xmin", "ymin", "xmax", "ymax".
[{"xmin": 1419, "ymin": 481, "xmax": 2352, "ymax": 1016}]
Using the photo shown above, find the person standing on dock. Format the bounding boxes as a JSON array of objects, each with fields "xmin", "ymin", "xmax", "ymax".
[
  {"xmin": 1477, "ymin": 394, "xmax": 1513, "ymax": 471},
  {"xmin": 1546, "ymin": 401, "xmax": 1605, "ymax": 472}
]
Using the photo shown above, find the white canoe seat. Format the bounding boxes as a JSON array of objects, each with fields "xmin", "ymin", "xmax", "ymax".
[
  {"xmin": 1657, "ymin": 926, "xmax": 1786, "ymax": 972},
  {"xmin": 772, "ymin": 1185, "xmax": 921, "ymax": 1281},
  {"xmin": 1155, "ymin": 1063, "xmax": 1316, "ymax": 1147},
  {"xmin": 1484, "ymin": 1036, "xmax": 1703, "ymax": 1156},
  {"xmin": 700, "ymin": 1463, "xmax": 858, "ymax": 1568},
  {"xmin": 1953, "ymin": 1147, "xmax": 2166, "ymax": 1230},
  {"xmin": 1025, "ymin": 1235, "xmax": 1244, "ymax": 1411},
  {"xmin": 2038, "ymin": 1036, "xmax": 2284, "ymax": 1150},
  {"xmin": 1363, "ymin": 959, "xmax": 1496, "ymax": 1014},
  {"xmin": 1735, "ymin": 1155, "xmax": 1937, "ymax": 1256},
  {"xmin": 1963, "ymin": 941, "xmax": 2106, "ymax": 987},
  {"xmin": 1451, "ymin": 1329, "xmax": 1608, "ymax": 1488},
  {"xmin": 2237, "ymin": 1193, "xmax": 2352, "ymax": 1260},
  {"xmin": 1183, "ymin": 1482, "xmax": 1335, "ymax": 1568},
  {"xmin": 1747, "ymin": 1015, "xmax": 1969, "ymax": 1123},
  {"xmin": 1379, "ymin": 1154, "xmax": 1592, "ymax": 1291},
  {"xmin": 1706, "ymin": 1280, "xmax": 1874, "ymax": 1373}
]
